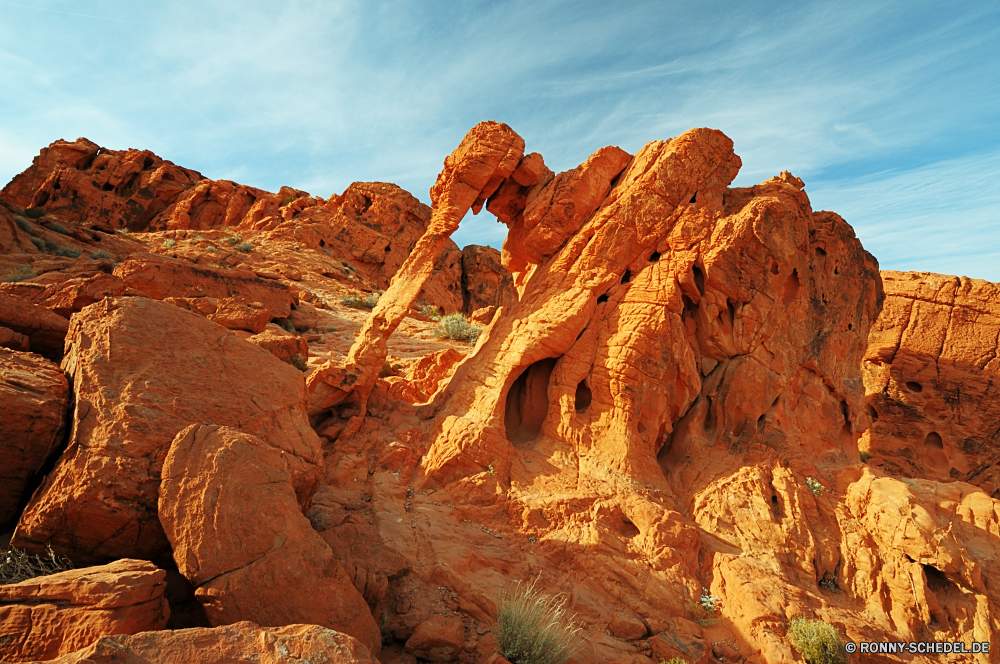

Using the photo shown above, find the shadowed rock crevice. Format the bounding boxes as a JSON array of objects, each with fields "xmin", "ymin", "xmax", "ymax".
[{"xmin": 504, "ymin": 356, "xmax": 560, "ymax": 446}]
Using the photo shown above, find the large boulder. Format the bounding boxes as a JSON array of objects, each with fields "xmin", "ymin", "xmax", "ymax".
[
  {"xmin": 0, "ymin": 559, "xmax": 168, "ymax": 662},
  {"xmin": 29, "ymin": 621, "xmax": 377, "ymax": 664},
  {"xmin": 862, "ymin": 271, "xmax": 1000, "ymax": 489},
  {"xmin": 159, "ymin": 424, "xmax": 381, "ymax": 655},
  {"xmin": 0, "ymin": 349, "xmax": 68, "ymax": 529},
  {"xmin": 113, "ymin": 254, "xmax": 295, "ymax": 319},
  {"xmin": 11, "ymin": 297, "xmax": 322, "ymax": 563},
  {"xmin": 0, "ymin": 293, "xmax": 69, "ymax": 359}
]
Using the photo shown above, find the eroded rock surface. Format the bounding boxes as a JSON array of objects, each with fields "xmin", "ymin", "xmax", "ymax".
[
  {"xmin": 0, "ymin": 349, "xmax": 68, "ymax": 529},
  {"xmin": 11, "ymin": 297, "xmax": 322, "ymax": 563},
  {"xmin": 862, "ymin": 270, "xmax": 1000, "ymax": 490},
  {"xmin": 0, "ymin": 559, "xmax": 168, "ymax": 662},
  {"xmin": 29, "ymin": 621, "xmax": 377, "ymax": 664},
  {"xmin": 159, "ymin": 424, "xmax": 380, "ymax": 654}
]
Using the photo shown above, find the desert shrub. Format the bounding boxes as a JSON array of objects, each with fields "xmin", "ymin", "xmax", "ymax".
[
  {"xmin": 221, "ymin": 235, "xmax": 242, "ymax": 246},
  {"xmin": 235, "ymin": 241, "xmax": 254, "ymax": 253},
  {"xmin": 30, "ymin": 236, "xmax": 45, "ymax": 250},
  {"xmin": 1, "ymin": 264, "xmax": 38, "ymax": 283},
  {"xmin": 436, "ymin": 313, "xmax": 483, "ymax": 344},
  {"xmin": 659, "ymin": 659, "xmax": 689, "ymax": 664},
  {"xmin": 276, "ymin": 318, "xmax": 295, "ymax": 333},
  {"xmin": 14, "ymin": 216, "xmax": 37, "ymax": 236},
  {"xmin": 806, "ymin": 477, "xmax": 825, "ymax": 496},
  {"xmin": 341, "ymin": 292, "xmax": 380, "ymax": 310},
  {"xmin": 162, "ymin": 239, "xmax": 176, "ymax": 248},
  {"xmin": 684, "ymin": 588, "xmax": 720, "ymax": 627},
  {"xmin": 859, "ymin": 451, "xmax": 870, "ymax": 463},
  {"xmin": 494, "ymin": 577, "xmax": 581, "ymax": 664},
  {"xmin": 207, "ymin": 246, "xmax": 217, "ymax": 252},
  {"xmin": 788, "ymin": 618, "xmax": 846, "ymax": 664},
  {"xmin": 1, "ymin": 546, "xmax": 73, "ymax": 585},
  {"xmin": 418, "ymin": 303, "xmax": 442, "ymax": 320},
  {"xmin": 42, "ymin": 220, "xmax": 70, "ymax": 235},
  {"xmin": 380, "ymin": 362, "xmax": 394, "ymax": 378},
  {"xmin": 290, "ymin": 353, "xmax": 308, "ymax": 372},
  {"xmin": 90, "ymin": 249, "xmax": 112, "ymax": 259},
  {"xmin": 24, "ymin": 207, "xmax": 46, "ymax": 219},
  {"xmin": 55, "ymin": 246, "xmax": 82, "ymax": 258}
]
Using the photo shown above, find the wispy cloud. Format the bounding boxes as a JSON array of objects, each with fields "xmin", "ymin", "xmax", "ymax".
[{"xmin": 1, "ymin": 0, "xmax": 998, "ymax": 278}]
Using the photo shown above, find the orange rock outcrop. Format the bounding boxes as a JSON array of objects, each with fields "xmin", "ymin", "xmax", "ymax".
[
  {"xmin": 2, "ymin": 124, "xmax": 999, "ymax": 664},
  {"xmin": 0, "ymin": 559, "xmax": 168, "ymax": 661}
]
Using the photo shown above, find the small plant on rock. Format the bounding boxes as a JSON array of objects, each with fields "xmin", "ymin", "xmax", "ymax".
[
  {"xmin": 55, "ymin": 246, "xmax": 82, "ymax": 258},
  {"xmin": 43, "ymin": 220, "xmax": 70, "ymax": 235},
  {"xmin": 418, "ymin": 302, "xmax": 443, "ymax": 320},
  {"xmin": 14, "ymin": 216, "xmax": 37, "ymax": 236},
  {"xmin": 788, "ymin": 617, "xmax": 846, "ymax": 664},
  {"xmin": 162, "ymin": 238, "xmax": 176, "ymax": 248},
  {"xmin": 90, "ymin": 249, "xmax": 112, "ymax": 259},
  {"xmin": 290, "ymin": 353, "xmax": 308, "ymax": 372},
  {"xmin": 658, "ymin": 659, "xmax": 689, "ymax": 664},
  {"xmin": 341, "ymin": 292, "xmax": 380, "ymax": 310},
  {"xmin": 859, "ymin": 451, "xmax": 870, "ymax": 463},
  {"xmin": 1, "ymin": 264, "xmax": 38, "ymax": 283},
  {"xmin": 806, "ymin": 477, "xmax": 825, "ymax": 496},
  {"xmin": 436, "ymin": 313, "xmax": 483, "ymax": 344},
  {"xmin": 684, "ymin": 587, "xmax": 720, "ymax": 627},
  {"xmin": 1, "ymin": 545, "xmax": 73, "ymax": 585},
  {"xmin": 493, "ymin": 576, "xmax": 581, "ymax": 664},
  {"xmin": 235, "ymin": 241, "xmax": 254, "ymax": 253},
  {"xmin": 24, "ymin": 207, "xmax": 46, "ymax": 219}
]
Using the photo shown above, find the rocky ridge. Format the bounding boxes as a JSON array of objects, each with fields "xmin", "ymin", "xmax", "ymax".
[{"xmin": 0, "ymin": 123, "xmax": 997, "ymax": 664}]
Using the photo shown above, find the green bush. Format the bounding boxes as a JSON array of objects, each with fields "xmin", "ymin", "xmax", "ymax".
[
  {"xmin": 14, "ymin": 216, "xmax": 37, "ymax": 236},
  {"xmin": 659, "ymin": 659, "xmax": 689, "ymax": 664},
  {"xmin": 162, "ymin": 239, "xmax": 176, "ymax": 248},
  {"xmin": 90, "ymin": 249, "xmax": 112, "ymax": 259},
  {"xmin": 24, "ymin": 207, "xmax": 46, "ymax": 219},
  {"xmin": 436, "ymin": 313, "xmax": 483, "ymax": 344},
  {"xmin": 221, "ymin": 235, "xmax": 242, "ymax": 246},
  {"xmin": 1, "ymin": 264, "xmax": 38, "ymax": 283},
  {"xmin": 341, "ymin": 292, "xmax": 380, "ymax": 310},
  {"xmin": 788, "ymin": 618, "xmax": 846, "ymax": 664},
  {"xmin": 43, "ymin": 221, "xmax": 70, "ymax": 235},
  {"xmin": 235, "ymin": 241, "xmax": 254, "ymax": 253},
  {"xmin": 290, "ymin": 353, "xmax": 308, "ymax": 372},
  {"xmin": 494, "ymin": 577, "xmax": 580, "ymax": 664},
  {"xmin": 55, "ymin": 246, "xmax": 82, "ymax": 258},
  {"xmin": 1, "ymin": 545, "xmax": 73, "ymax": 585},
  {"xmin": 29, "ymin": 236, "xmax": 45, "ymax": 250},
  {"xmin": 418, "ymin": 303, "xmax": 442, "ymax": 320},
  {"xmin": 859, "ymin": 451, "xmax": 871, "ymax": 463},
  {"xmin": 806, "ymin": 477, "xmax": 825, "ymax": 496}
]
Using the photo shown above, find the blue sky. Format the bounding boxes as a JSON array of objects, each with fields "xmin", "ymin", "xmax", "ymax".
[{"xmin": 1, "ymin": 1, "xmax": 998, "ymax": 279}]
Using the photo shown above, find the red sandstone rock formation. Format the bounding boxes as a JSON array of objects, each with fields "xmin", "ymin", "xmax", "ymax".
[
  {"xmin": 3, "ymin": 125, "xmax": 1000, "ymax": 664},
  {"xmin": 11, "ymin": 297, "xmax": 323, "ymax": 563},
  {"xmin": 158, "ymin": 424, "xmax": 381, "ymax": 654},
  {"xmin": 863, "ymin": 270, "xmax": 1000, "ymax": 490},
  {"xmin": 29, "ymin": 621, "xmax": 377, "ymax": 664},
  {"xmin": 0, "ymin": 559, "xmax": 168, "ymax": 661},
  {"xmin": 0, "ymin": 349, "xmax": 68, "ymax": 529}
]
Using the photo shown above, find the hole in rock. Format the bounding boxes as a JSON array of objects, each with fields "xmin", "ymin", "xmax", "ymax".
[
  {"xmin": 904, "ymin": 554, "xmax": 915, "ymax": 563},
  {"xmin": 621, "ymin": 269, "xmax": 631, "ymax": 284},
  {"xmin": 770, "ymin": 261, "xmax": 780, "ymax": 275},
  {"xmin": 782, "ymin": 269, "xmax": 800, "ymax": 305},
  {"xmin": 757, "ymin": 413, "xmax": 767, "ymax": 433},
  {"xmin": 574, "ymin": 380, "xmax": 592, "ymax": 413},
  {"xmin": 771, "ymin": 494, "xmax": 778, "ymax": 505},
  {"xmin": 384, "ymin": 244, "xmax": 391, "ymax": 253},
  {"xmin": 703, "ymin": 396, "xmax": 714, "ymax": 431},
  {"xmin": 692, "ymin": 265, "xmax": 706, "ymax": 296},
  {"xmin": 689, "ymin": 192, "xmax": 697, "ymax": 204},
  {"xmin": 102, "ymin": 183, "xmax": 114, "ymax": 191},
  {"xmin": 621, "ymin": 519, "xmax": 640, "ymax": 538},
  {"xmin": 359, "ymin": 195, "xmax": 373, "ymax": 214},
  {"xmin": 815, "ymin": 247, "xmax": 827, "ymax": 256},
  {"xmin": 906, "ymin": 381, "xmax": 923, "ymax": 393},
  {"xmin": 143, "ymin": 156, "xmax": 154, "ymax": 170},
  {"xmin": 637, "ymin": 420, "xmax": 647, "ymax": 434},
  {"xmin": 847, "ymin": 323, "xmax": 852, "ymax": 330},
  {"xmin": 924, "ymin": 432, "xmax": 943, "ymax": 449},
  {"xmin": 649, "ymin": 251, "xmax": 661, "ymax": 262},
  {"xmin": 319, "ymin": 239, "xmax": 326, "ymax": 247},
  {"xmin": 597, "ymin": 293, "xmax": 609, "ymax": 304},
  {"xmin": 922, "ymin": 564, "xmax": 951, "ymax": 592},
  {"xmin": 867, "ymin": 405, "xmax": 879, "ymax": 422},
  {"xmin": 726, "ymin": 299, "xmax": 736, "ymax": 324},
  {"xmin": 504, "ymin": 357, "xmax": 560, "ymax": 446}
]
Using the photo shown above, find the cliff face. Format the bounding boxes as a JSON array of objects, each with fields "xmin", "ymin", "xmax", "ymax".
[{"xmin": 1, "ymin": 125, "xmax": 998, "ymax": 664}]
